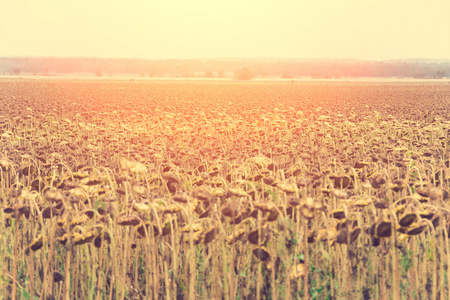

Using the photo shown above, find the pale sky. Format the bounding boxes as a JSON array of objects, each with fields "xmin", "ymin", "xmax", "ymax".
[{"xmin": 0, "ymin": 0, "xmax": 449, "ymax": 60}]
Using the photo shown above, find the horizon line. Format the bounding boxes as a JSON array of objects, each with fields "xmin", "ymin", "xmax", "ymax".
[{"xmin": 1, "ymin": 55, "xmax": 450, "ymax": 62}]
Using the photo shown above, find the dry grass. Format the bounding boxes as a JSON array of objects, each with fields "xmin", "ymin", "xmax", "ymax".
[{"xmin": 0, "ymin": 79, "xmax": 450, "ymax": 299}]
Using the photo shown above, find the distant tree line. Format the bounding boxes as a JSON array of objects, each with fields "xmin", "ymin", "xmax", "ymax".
[{"xmin": 0, "ymin": 57, "xmax": 449, "ymax": 79}]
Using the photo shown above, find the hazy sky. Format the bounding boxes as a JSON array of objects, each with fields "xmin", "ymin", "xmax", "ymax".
[{"xmin": 1, "ymin": 0, "xmax": 449, "ymax": 60}]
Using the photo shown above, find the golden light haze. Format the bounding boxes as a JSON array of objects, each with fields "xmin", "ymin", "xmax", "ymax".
[{"xmin": 1, "ymin": 0, "xmax": 449, "ymax": 60}]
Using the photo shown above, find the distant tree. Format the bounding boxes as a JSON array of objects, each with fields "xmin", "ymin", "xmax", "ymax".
[
  {"xmin": 234, "ymin": 67, "xmax": 254, "ymax": 80},
  {"xmin": 95, "ymin": 69, "xmax": 103, "ymax": 77},
  {"xmin": 311, "ymin": 71, "xmax": 321, "ymax": 79},
  {"xmin": 11, "ymin": 67, "xmax": 21, "ymax": 75},
  {"xmin": 204, "ymin": 71, "xmax": 215, "ymax": 78},
  {"xmin": 433, "ymin": 70, "xmax": 445, "ymax": 79},
  {"xmin": 281, "ymin": 72, "xmax": 292, "ymax": 79},
  {"xmin": 217, "ymin": 70, "xmax": 225, "ymax": 78},
  {"xmin": 333, "ymin": 70, "xmax": 342, "ymax": 79},
  {"xmin": 413, "ymin": 72, "xmax": 426, "ymax": 79}
]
